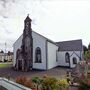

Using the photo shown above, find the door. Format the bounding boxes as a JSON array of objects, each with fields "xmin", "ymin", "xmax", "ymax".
[{"xmin": 18, "ymin": 60, "xmax": 22, "ymax": 70}]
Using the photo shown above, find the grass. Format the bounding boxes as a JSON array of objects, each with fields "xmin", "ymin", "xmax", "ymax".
[
  {"xmin": 87, "ymin": 70, "xmax": 90, "ymax": 73},
  {"xmin": 0, "ymin": 63, "xmax": 11, "ymax": 68}
]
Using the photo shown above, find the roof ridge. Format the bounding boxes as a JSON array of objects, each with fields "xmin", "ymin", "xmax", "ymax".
[{"xmin": 56, "ymin": 39, "xmax": 82, "ymax": 43}]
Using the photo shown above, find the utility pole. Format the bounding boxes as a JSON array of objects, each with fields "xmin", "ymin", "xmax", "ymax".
[{"xmin": 4, "ymin": 42, "xmax": 7, "ymax": 61}]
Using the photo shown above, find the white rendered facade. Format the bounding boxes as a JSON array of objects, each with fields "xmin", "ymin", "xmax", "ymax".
[
  {"xmin": 13, "ymin": 31, "xmax": 83, "ymax": 70},
  {"xmin": 13, "ymin": 16, "xmax": 83, "ymax": 70},
  {"xmin": 57, "ymin": 51, "xmax": 83, "ymax": 68},
  {"xmin": 14, "ymin": 31, "xmax": 61, "ymax": 70}
]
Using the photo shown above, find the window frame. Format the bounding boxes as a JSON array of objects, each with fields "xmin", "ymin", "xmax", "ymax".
[
  {"xmin": 35, "ymin": 47, "xmax": 42, "ymax": 63},
  {"xmin": 65, "ymin": 52, "xmax": 70, "ymax": 63},
  {"xmin": 56, "ymin": 50, "xmax": 58, "ymax": 62},
  {"xmin": 73, "ymin": 57, "xmax": 77, "ymax": 64}
]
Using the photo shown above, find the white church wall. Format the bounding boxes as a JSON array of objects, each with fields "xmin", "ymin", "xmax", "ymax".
[
  {"xmin": 13, "ymin": 31, "xmax": 47, "ymax": 70},
  {"xmin": 13, "ymin": 30, "xmax": 83, "ymax": 70},
  {"xmin": 57, "ymin": 51, "xmax": 69, "ymax": 67},
  {"xmin": 32, "ymin": 32, "xmax": 47, "ymax": 70},
  {"xmin": 13, "ymin": 35, "xmax": 23, "ymax": 66},
  {"xmin": 57, "ymin": 51, "xmax": 82, "ymax": 67},
  {"xmin": 70, "ymin": 51, "xmax": 83, "ymax": 68},
  {"xmin": 47, "ymin": 42, "xmax": 58, "ymax": 69},
  {"xmin": 70, "ymin": 53, "xmax": 80, "ymax": 68}
]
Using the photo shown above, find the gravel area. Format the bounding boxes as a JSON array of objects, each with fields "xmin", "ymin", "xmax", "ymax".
[{"xmin": 0, "ymin": 65, "xmax": 68, "ymax": 78}]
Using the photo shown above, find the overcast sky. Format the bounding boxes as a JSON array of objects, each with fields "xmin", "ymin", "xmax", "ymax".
[{"xmin": 0, "ymin": 0, "xmax": 90, "ymax": 52}]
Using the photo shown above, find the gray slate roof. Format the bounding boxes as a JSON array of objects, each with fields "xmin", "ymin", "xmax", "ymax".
[{"xmin": 56, "ymin": 39, "xmax": 83, "ymax": 51}]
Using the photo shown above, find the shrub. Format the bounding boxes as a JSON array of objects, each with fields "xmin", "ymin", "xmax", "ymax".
[
  {"xmin": 16, "ymin": 76, "xmax": 35, "ymax": 90},
  {"xmin": 84, "ymin": 50, "xmax": 90, "ymax": 61},
  {"xmin": 42, "ymin": 76, "xmax": 58, "ymax": 90},
  {"xmin": 58, "ymin": 79, "xmax": 69, "ymax": 88},
  {"xmin": 43, "ymin": 74, "xmax": 48, "ymax": 78},
  {"xmin": 32, "ymin": 77, "xmax": 43, "ymax": 90},
  {"xmin": 16, "ymin": 76, "xmax": 27, "ymax": 85},
  {"xmin": 79, "ymin": 78, "xmax": 90, "ymax": 90},
  {"xmin": 24, "ymin": 79, "xmax": 36, "ymax": 90}
]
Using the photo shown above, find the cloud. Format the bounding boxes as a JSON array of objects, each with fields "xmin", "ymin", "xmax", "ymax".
[
  {"xmin": 0, "ymin": 0, "xmax": 40, "ymax": 51},
  {"xmin": 0, "ymin": 0, "xmax": 90, "ymax": 52},
  {"xmin": 0, "ymin": 0, "xmax": 15, "ymax": 18}
]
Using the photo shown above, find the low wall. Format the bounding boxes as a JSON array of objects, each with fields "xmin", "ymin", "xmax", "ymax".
[{"xmin": 0, "ymin": 78, "xmax": 32, "ymax": 90}]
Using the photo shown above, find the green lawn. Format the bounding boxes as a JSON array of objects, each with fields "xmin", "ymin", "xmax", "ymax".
[
  {"xmin": 0, "ymin": 63, "xmax": 11, "ymax": 68},
  {"xmin": 88, "ymin": 70, "xmax": 90, "ymax": 74}
]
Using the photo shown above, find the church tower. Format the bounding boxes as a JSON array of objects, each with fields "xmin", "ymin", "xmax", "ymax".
[{"xmin": 21, "ymin": 15, "xmax": 33, "ymax": 71}]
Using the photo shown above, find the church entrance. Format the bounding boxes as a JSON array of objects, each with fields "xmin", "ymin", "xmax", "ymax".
[{"xmin": 18, "ymin": 60, "xmax": 22, "ymax": 70}]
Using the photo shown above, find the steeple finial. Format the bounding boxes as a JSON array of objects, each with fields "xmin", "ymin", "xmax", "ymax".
[
  {"xmin": 27, "ymin": 14, "xmax": 29, "ymax": 17},
  {"xmin": 24, "ymin": 14, "xmax": 31, "ymax": 22}
]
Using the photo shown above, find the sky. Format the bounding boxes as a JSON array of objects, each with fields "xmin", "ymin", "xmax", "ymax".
[{"xmin": 0, "ymin": 0, "xmax": 90, "ymax": 52}]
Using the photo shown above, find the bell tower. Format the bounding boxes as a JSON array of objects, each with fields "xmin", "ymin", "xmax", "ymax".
[{"xmin": 21, "ymin": 15, "xmax": 33, "ymax": 71}]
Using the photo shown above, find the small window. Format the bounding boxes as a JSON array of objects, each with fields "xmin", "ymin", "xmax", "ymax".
[
  {"xmin": 56, "ymin": 50, "xmax": 58, "ymax": 62},
  {"xmin": 65, "ymin": 52, "xmax": 70, "ymax": 63},
  {"xmin": 35, "ymin": 47, "xmax": 42, "ymax": 63},
  {"xmin": 73, "ymin": 57, "xmax": 77, "ymax": 64}
]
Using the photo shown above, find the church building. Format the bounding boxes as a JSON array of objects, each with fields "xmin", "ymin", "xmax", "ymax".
[{"xmin": 13, "ymin": 15, "xmax": 83, "ymax": 71}]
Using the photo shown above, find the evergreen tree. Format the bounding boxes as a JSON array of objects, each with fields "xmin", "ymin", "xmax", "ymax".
[
  {"xmin": 83, "ymin": 45, "xmax": 88, "ymax": 54},
  {"xmin": 88, "ymin": 43, "xmax": 90, "ymax": 50},
  {"xmin": 0, "ymin": 50, "xmax": 4, "ymax": 53}
]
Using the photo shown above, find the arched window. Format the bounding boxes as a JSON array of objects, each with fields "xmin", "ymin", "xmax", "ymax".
[
  {"xmin": 73, "ymin": 57, "xmax": 77, "ymax": 64},
  {"xmin": 65, "ymin": 52, "xmax": 70, "ymax": 63},
  {"xmin": 35, "ymin": 47, "xmax": 42, "ymax": 63}
]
